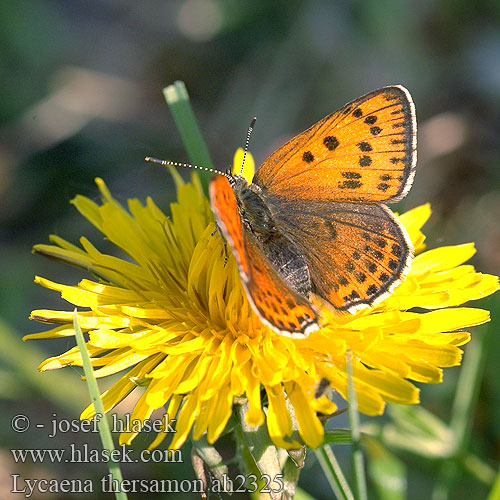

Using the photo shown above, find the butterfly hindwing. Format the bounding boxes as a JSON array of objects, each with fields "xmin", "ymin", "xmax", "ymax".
[
  {"xmin": 253, "ymin": 85, "xmax": 416, "ymax": 204},
  {"xmin": 242, "ymin": 231, "xmax": 320, "ymax": 337},
  {"xmin": 268, "ymin": 197, "xmax": 413, "ymax": 311}
]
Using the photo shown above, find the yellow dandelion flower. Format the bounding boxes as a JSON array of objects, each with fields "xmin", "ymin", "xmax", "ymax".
[{"xmin": 26, "ymin": 150, "xmax": 499, "ymax": 451}]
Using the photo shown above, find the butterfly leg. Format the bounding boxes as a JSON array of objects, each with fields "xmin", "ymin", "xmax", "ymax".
[
  {"xmin": 212, "ymin": 221, "xmax": 229, "ymax": 265},
  {"xmin": 222, "ymin": 241, "xmax": 229, "ymax": 266}
]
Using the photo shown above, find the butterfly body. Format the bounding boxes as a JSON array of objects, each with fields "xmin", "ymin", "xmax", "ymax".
[{"xmin": 210, "ymin": 85, "xmax": 417, "ymax": 338}]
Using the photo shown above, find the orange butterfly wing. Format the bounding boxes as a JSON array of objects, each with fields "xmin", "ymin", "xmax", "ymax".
[
  {"xmin": 253, "ymin": 85, "xmax": 416, "ymax": 204},
  {"xmin": 209, "ymin": 174, "xmax": 248, "ymax": 276},
  {"xmin": 242, "ymin": 231, "xmax": 320, "ymax": 337},
  {"xmin": 210, "ymin": 174, "xmax": 319, "ymax": 337},
  {"xmin": 269, "ymin": 198, "xmax": 413, "ymax": 311}
]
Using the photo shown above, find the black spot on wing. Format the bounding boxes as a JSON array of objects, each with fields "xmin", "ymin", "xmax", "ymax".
[
  {"xmin": 392, "ymin": 244, "xmax": 402, "ymax": 257},
  {"xmin": 354, "ymin": 271, "xmax": 366, "ymax": 283},
  {"xmin": 342, "ymin": 171, "xmax": 362, "ymax": 179},
  {"xmin": 323, "ymin": 136, "xmax": 339, "ymax": 150},
  {"xmin": 302, "ymin": 151, "xmax": 314, "ymax": 163},
  {"xmin": 388, "ymin": 259, "xmax": 399, "ymax": 270},
  {"xmin": 339, "ymin": 180, "xmax": 362, "ymax": 189},
  {"xmin": 359, "ymin": 156, "xmax": 372, "ymax": 167},
  {"xmin": 357, "ymin": 141, "xmax": 372, "ymax": 152}
]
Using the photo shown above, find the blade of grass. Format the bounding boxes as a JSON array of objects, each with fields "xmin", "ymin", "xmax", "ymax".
[
  {"xmin": 347, "ymin": 349, "xmax": 368, "ymax": 500},
  {"xmin": 315, "ymin": 446, "xmax": 355, "ymax": 500},
  {"xmin": 73, "ymin": 310, "xmax": 128, "ymax": 500},
  {"xmin": 323, "ymin": 429, "xmax": 353, "ymax": 445},
  {"xmin": 163, "ymin": 81, "xmax": 214, "ymax": 193}
]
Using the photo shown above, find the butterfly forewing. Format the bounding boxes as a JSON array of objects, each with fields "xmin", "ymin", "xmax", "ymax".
[
  {"xmin": 253, "ymin": 86, "xmax": 416, "ymax": 204},
  {"xmin": 268, "ymin": 197, "xmax": 413, "ymax": 311},
  {"xmin": 210, "ymin": 174, "xmax": 248, "ymax": 275}
]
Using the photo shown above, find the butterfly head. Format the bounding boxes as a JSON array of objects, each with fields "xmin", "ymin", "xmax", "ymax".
[{"xmin": 225, "ymin": 172, "xmax": 275, "ymax": 241}]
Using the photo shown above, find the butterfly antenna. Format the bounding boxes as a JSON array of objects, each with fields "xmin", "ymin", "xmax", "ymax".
[
  {"xmin": 144, "ymin": 157, "xmax": 228, "ymax": 177},
  {"xmin": 239, "ymin": 117, "xmax": 256, "ymax": 176}
]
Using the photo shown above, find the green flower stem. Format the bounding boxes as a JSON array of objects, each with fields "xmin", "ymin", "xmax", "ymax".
[
  {"xmin": 235, "ymin": 402, "xmax": 283, "ymax": 500},
  {"xmin": 163, "ymin": 81, "xmax": 214, "ymax": 192},
  {"xmin": 191, "ymin": 434, "xmax": 228, "ymax": 483},
  {"xmin": 73, "ymin": 311, "xmax": 128, "ymax": 500},
  {"xmin": 432, "ymin": 325, "xmax": 488, "ymax": 500},
  {"xmin": 315, "ymin": 446, "xmax": 355, "ymax": 500},
  {"xmin": 233, "ymin": 422, "xmax": 270, "ymax": 500},
  {"xmin": 347, "ymin": 350, "xmax": 368, "ymax": 500}
]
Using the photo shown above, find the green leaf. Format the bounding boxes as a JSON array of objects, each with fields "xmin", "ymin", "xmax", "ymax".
[
  {"xmin": 388, "ymin": 405, "xmax": 449, "ymax": 440},
  {"xmin": 364, "ymin": 405, "xmax": 453, "ymax": 459}
]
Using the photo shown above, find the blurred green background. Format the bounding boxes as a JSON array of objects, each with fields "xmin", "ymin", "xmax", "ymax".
[{"xmin": 1, "ymin": 1, "xmax": 499, "ymax": 499}]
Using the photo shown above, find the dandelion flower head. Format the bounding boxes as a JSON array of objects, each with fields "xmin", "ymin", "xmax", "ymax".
[{"xmin": 27, "ymin": 150, "xmax": 499, "ymax": 450}]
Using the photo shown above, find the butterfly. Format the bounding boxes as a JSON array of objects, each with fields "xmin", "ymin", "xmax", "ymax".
[
  {"xmin": 209, "ymin": 86, "xmax": 416, "ymax": 338},
  {"xmin": 209, "ymin": 86, "xmax": 417, "ymax": 338}
]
